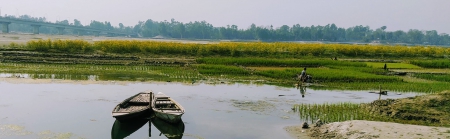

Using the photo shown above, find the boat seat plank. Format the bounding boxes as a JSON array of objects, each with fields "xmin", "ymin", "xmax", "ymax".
[
  {"xmin": 158, "ymin": 108, "xmax": 181, "ymax": 110},
  {"xmin": 156, "ymin": 101, "xmax": 174, "ymax": 104}
]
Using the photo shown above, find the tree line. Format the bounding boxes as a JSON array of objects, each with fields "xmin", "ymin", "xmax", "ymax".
[{"xmin": 4, "ymin": 14, "xmax": 450, "ymax": 46}]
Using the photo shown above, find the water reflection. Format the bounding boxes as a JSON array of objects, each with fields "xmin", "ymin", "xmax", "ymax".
[
  {"xmin": 297, "ymin": 85, "xmax": 307, "ymax": 98},
  {"xmin": 111, "ymin": 118, "xmax": 149, "ymax": 139},
  {"xmin": 151, "ymin": 117, "xmax": 185, "ymax": 139},
  {"xmin": 111, "ymin": 116, "xmax": 185, "ymax": 139}
]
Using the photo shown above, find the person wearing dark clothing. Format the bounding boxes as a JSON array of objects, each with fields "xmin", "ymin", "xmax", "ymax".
[{"xmin": 300, "ymin": 67, "xmax": 307, "ymax": 83}]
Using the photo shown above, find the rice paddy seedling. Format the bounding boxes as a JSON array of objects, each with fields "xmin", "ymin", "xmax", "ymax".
[
  {"xmin": 323, "ymin": 82, "xmax": 449, "ymax": 93},
  {"xmin": 366, "ymin": 62, "xmax": 422, "ymax": 69},
  {"xmin": 410, "ymin": 60, "xmax": 450, "ymax": 68},
  {"xmin": 293, "ymin": 102, "xmax": 383, "ymax": 124},
  {"xmin": 255, "ymin": 67, "xmax": 401, "ymax": 83},
  {"xmin": 196, "ymin": 57, "xmax": 367, "ymax": 67},
  {"xmin": 195, "ymin": 64, "xmax": 250, "ymax": 76},
  {"xmin": 412, "ymin": 73, "xmax": 450, "ymax": 82},
  {"xmin": 0, "ymin": 63, "xmax": 203, "ymax": 82}
]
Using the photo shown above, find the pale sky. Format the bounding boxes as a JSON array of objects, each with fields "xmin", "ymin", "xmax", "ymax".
[{"xmin": 1, "ymin": 0, "xmax": 449, "ymax": 34}]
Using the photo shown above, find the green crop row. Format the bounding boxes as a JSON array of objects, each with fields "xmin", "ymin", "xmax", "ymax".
[
  {"xmin": 195, "ymin": 64, "xmax": 250, "ymax": 75},
  {"xmin": 412, "ymin": 73, "xmax": 450, "ymax": 82},
  {"xmin": 410, "ymin": 60, "xmax": 450, "ymax": 68},
  {"xmin": 196, "ymin": 57, "xmax": 367, "ymax": 67},
  {"xmin": 255, "ymin": 67, "xmax": 401, "ymax": 83}
]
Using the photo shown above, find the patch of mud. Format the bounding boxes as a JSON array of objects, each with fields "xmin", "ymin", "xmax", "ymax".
[
  {"xmin": 307, "ymin": 120, "xmax": 450, "ymax": 139},
  {"xmin": 230, "ymin": 99, "xmax": 276, "ymax": 114}
]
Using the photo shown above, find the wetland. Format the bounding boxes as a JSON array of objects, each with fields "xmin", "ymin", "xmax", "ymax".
[{"xmin": 1, "ymin": 34, "xmax": 450, "ymax": 138}]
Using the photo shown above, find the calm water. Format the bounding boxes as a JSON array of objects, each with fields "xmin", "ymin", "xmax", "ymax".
[{"xmin": 0, "ymin": 78, "xmax": 417, "ymax": 139}]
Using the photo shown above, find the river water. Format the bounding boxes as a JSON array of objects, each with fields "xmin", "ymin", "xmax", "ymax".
[{"xmin": 0, "ymin": 78, "xmax": 417, "ymax": 139}]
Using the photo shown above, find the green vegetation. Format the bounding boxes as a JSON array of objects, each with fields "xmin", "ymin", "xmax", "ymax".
[
  {"xmin": 23, "ymin": 40, "xmax": 450, "ymax": 58},
  {"xmin": 197, "ymin": 58, "xmax": 366, "ymax": 67},
  {"xmin": 412, "ymin": 73, "xmax": 450, "ymax": 82},
  {"xmin": 366, "ymin": 62, "xmax": 421, "ymax": 69},
  {"xmin": 294, "ymin": 91, "xmax": 450, "ymax": 127},
  {"xmin": 0, "ymin": 63, "xmax": 202, "ymax": 82},
  {"xmin": 1, "ymin": 40, "xmax": 449, "ymax": 93},
  {"xmin": 410, "ymin": 60, "xmax": 450, "ymax": 68},
  {"xmin": 293, "ymin": 103, "xmax": 373, "ymax": 124}
]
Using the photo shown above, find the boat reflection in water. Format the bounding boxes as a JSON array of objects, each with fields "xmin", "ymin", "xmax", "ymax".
[
  {"xmin": 111, "ymin": 118, "xmax": 149, "ymax": 139},
  {"xmin": 151, "ymin": 117, "xmax": 185, "ymax": 139},
  {"xmin": 111, "ymin": 115, "xmax": 185, "ymax": 139}
]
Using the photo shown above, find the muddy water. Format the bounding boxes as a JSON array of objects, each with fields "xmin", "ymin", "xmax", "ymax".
[{"xmin": 0, "ymin": 78, "xmax": 417, "ymax": 139}]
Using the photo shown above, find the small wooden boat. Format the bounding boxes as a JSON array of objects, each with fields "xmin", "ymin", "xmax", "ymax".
[
  {"xmin": 152, "ymin": 92, "xmax": 185, "ymax": 124},
  {"xmin": 112, "ymin": 90, "xmax": 152, "ymax": 120},
  {"xmin": 151, "ymin": 117, "xmax": 185, "ymax": 139}
]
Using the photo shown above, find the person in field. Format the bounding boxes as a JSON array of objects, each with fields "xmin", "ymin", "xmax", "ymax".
[{"xmin": 300, "ymin": 67, "xmax": 307, "ymax": 83}]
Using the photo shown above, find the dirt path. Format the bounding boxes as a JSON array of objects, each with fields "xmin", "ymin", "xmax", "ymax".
[{"xmin": 286, "ymin": 120, "xmax": 450, "ymax": 139}]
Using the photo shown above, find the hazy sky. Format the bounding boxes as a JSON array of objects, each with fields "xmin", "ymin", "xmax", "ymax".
[{"xmin": 1, "ymin": 0, "xmax": 449, "ymax": 33}]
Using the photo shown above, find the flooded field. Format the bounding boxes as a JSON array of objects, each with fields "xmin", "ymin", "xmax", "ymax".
[{"xmin": 0, "ymin": 76, "xmax": 418, "ymax": 139}]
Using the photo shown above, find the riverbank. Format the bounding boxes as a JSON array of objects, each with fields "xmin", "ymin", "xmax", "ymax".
[
  {"xmin": 286, "ymin": 90, "xmax": 450, "ymax": 139},
  {"xmin": 286, "ymin": 120, "xmax": 450, "ymax": 139}
]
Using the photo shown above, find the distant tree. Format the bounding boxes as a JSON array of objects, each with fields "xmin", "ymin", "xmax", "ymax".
[
  {"xmin": 119, "ymin": 23, "xmax": 124, "ymax": 30},
  {"xmin": 74, "ymin": 19, "xmax": 82, "ymax": 26}
]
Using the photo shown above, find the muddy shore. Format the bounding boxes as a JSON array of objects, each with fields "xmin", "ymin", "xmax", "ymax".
[{"xmin": 286, "ymin": 120, "xmax": 450, "ymax": 139}]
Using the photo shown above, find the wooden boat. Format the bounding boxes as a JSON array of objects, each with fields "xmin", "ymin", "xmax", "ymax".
[
  {"xmin": 151, "ymin": 117, "xmax": 185, "ymax": 139},
  {"xmin": 112, "ymin": 90, "xmax": 152, "ymax": 120},
  {"xmin": 152, "ymin": 92, "xmax": 185, "ymax": 124}
]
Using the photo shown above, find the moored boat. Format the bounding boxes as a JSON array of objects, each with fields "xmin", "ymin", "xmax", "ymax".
[
  {"xmin": 152, "ymin": 92, "xmax": 185, "ymax": 124},
  {"xmin": 112, "ymin": 90, "xmax": 152, "ymax": 120}
]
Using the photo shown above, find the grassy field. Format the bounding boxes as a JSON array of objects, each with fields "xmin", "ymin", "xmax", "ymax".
[
  {"xmin": 366, "ymin": 62, "xmax": 421, "ymax": 69},
  {"xmin": 294, "ymin": 91, "xmax": 450, "ymax": 127},
  {"xmin": 1, "ymin": 39, "xmax": 450, "ymax": 93},
  {"xmin": 1, "ymin": 37, "xmax": 450, "ymax": 129}
]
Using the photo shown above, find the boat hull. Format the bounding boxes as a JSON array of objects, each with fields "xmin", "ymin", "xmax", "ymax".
[
  {"xmin": 151, "ymin": 92, "xmax": 185, "ymax": 124},
  {"xmin": 112, "ymin": 91, "xmax": 152, "ymax": 121},
  {"xmin": 112, "ymin": 107, "xmax": 151, "ymax": 121},
  {"xmin": 154, "ymin": 111, "xmax": 183, "ymax": 124}
]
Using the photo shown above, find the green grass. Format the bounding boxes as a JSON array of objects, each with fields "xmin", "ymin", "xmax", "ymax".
[
  {"xmin": 254, "ymin": 67, "xmax": 400, "ymax": 83},
  {"xmin": 322, "ymin": 82, "xmax": 449, "ymax": 93},
  {"xmin": 196, "ymin": 57, "xmax": 367, "ymax": 67},
  {"xmin": 0, "ymin": 63, "xmax": 203, "ymax": 82},
  {"xmin": 412, "ymin": 73, "xmax": 450, "ymax": 82},
  {"xmin": 410, "ymin": 60, "xmax": 450, "ymax": 68},
  {"xmin": 294, "ymin": 92, "xmax": 450, "ymax": 127},
  {"xmin": 366, "ymin": 62, "xmax": 422, "ymax": 69}
]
